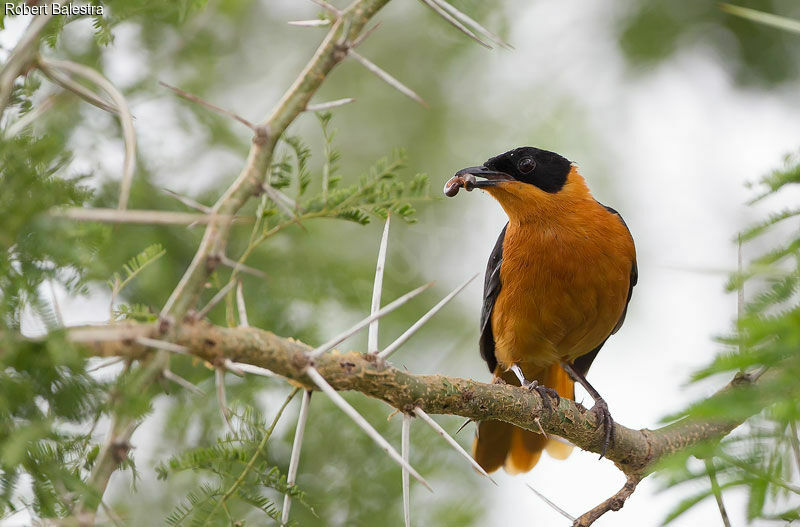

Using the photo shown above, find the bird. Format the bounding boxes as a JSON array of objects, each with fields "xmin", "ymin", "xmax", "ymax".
[{"xmin": 444, "ymin": 146, "xmax": 637, "ymax": 474}]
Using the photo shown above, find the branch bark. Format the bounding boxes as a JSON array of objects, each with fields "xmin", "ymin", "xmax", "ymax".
[{"xmin": 72, "ymin": 321, "xmax": 761, "ymax": 478}]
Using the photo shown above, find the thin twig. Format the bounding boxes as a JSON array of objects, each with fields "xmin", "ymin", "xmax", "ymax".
[
  {"xmin": 348, "ymin": 50, "xmax": 427, "ymax": 107},
  {"xmin": 0, "ymin": 7, "xmax": 54, "ymax": 117},
  {"xmin": 379, "ymin": 272, "xmax": 478, "ymax": 358},
  {"xmin": 402, "ymin": 413, "xmax": 411, "ymax": 527},
  {"xmin": 412, "ymin": 407, "xmax": 496, "ymax": 484},
  {"xmin": 52, "ymin": 207, "xmax": 251, "ymax": 225},
  {"xmin": 368, "ymin": 215, "xmax": 391, "ymax": 354},
  {"xmin": 305, "ymin": 366, "xmax": 432, "ymax": 491},
  {"xmin": 235, "ymin": 281, "xmax": 249, "ymax": 328},
  {"xmin": 161, "ymin": 188, "xmax": 212, "ymax": 213},
  {"xmin": 417, "ymin": 0, "xmax": 491, "ymax": 48},
  {"xmin": 36, "ymin": 63, "xmax": 119, "ymax": 114},
  {"xmin": 305, "ymin": 97, "xmax": 355, "ymax": 112},
  {"xmin": 281, "ymin": 390, "xmax": 312, "ymax": 526},
  {"xmin": 159, "ymin": 80, "xmax": 256, "ymax": 130},
  {"xmin": 216, "ymin": 367, "xmax": 233, "ymax": 432},
  {"xmin": 704, "ymin": 458, "xmax": 732, "ymax": 527},
  {"xmin": 573, "ymin": 473, "xmax": 641, "ymax": 527},
  {"xmin": 40, "ymin": 58, "xmax": 136, "ymax": 211},
  {"xmin": 196, "ymin": 280, "xmax": 238, "ymax": 320},
  {"xmin": 309, "ymin": 282, "xmax": 433, "ymax": 357}
]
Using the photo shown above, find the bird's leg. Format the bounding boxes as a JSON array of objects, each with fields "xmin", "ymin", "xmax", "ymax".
[
  {"xmin": 510, "ymin": 363, "xmax": 560, "ymax": 411},
  {"xmin": 561, "ymin": 362, "xmax": 615, "ymax": 459}
]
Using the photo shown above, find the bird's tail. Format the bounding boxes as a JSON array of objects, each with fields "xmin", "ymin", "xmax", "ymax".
[{"xmin": 472, "ymin": 364, "xmax": 574, "ymax": 474}]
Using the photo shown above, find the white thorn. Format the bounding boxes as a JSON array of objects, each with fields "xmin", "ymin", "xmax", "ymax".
[
  {"xmin": 262, "ymin": 184, "xmax": 299, "ymax": 219},
  {"xmin": 236, "ymin": 281, "xmax": 250, "ymax": 328},
  {"xmin": 348, "ymin": 51, "xmax": 428, "ymax": 107},
  {"xmin": 418, "ymin": 0, "xmax": 492, "ymax": 49},
  {"xmin": 402, "ymin": 413, "xmax": 411, "ymax": 527},
  {"xmin": 87, "ymin": 357, "xmax": 125, "ymax": 373},
  {"xmin": 223, "ymin": 358, "xmax": 245, "ymax": 377},
  {"xmin": 282, "ymin": 390, "xmax": 312, "ymax": 525},
  {"xmin": 427, "ymin": 0, "xmax": 512, "ymax": 49},
  {"xmin": 216, "ymin": 368, "xmax": 234, "ymax": 433},
  {"xmin": 305, "ymin": 367, "xmax": 432, "ymax": 491},
  {"xmin": 135, "ymin": 336, "xmax": 191, "ymax": 356},
  {"xmin": 368, "ymin": 215, "xmax": 391, "ymax": 354},
  {"xmin": 305, "ymin": 97, "xmax": 355, "ymax": 112},
  {"xmin": 288, "ymin": 19, "xmax": 331, "ymax": 27},
  {"xmin": 196, "ymin": 280, "xmax": 237, "ymax": 320},
  {"xmin": 413, "ymin": 408, "xmax": 497, "ymax": 485},
  {"xmin": 379, "ymin": 272, "xmax": 479, "ymax": 359},
  {"xmin": 309, "ymin": 0, "xmax": 340, "ymax": 16},
  {"xmin": 229, "ymin": 362, "xmax": 276, "ymax": 378},
  {"xmin": 309, "ymin": 282, "xmax": 433, "ymax": 357},
  {"xmin": 525, "ymin": 483, "xmax": 576, "ymax": 522},
  {"xmin": 161, "ymin": 188, "xmax": 212, "ymax": 213},
  {"xmin": 163, "ymin": 369, "xmax": 203, "ymax": 395},
  {"xmin": 220, "ymin": 255, "xmax": 268, "ymax": 279}
]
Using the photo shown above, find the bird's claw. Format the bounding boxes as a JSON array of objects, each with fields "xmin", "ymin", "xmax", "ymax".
[
  {"xmin": 592, "ymin": 399, "xmax": 615, "ymax": 459},
  {"xmin": 523, "ymin": 380, "xmax": 560, "ymax": 412}
]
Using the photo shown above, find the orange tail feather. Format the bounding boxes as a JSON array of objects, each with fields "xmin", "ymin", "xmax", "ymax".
[{"xmin": 472, "ymin": 363, "xmax": 574, "ymax": 474}]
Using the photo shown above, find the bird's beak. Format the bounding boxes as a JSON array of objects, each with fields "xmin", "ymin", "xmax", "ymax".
[{"xmin": 454, "ymin": 166, "xmax": 514, "ymax": 189}]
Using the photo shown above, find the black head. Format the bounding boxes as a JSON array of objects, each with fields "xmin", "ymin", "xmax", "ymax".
[{"xmin": 454, "ymin": 147, "xmax": 572, "ymax": 194}]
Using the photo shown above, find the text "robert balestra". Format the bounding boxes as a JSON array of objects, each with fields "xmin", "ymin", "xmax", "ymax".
[{"xmin": 4, "ymin": 3, "xmax": 105, "ymax": 16}]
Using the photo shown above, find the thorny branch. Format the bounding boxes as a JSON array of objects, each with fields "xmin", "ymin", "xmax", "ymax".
[
  {"xmin": 73, "ymin": 321, "xmax": 766, "ymax": 477},
  {"xmin": 67, "ymin": 0, "xmax": 396, "ymax": 521}
]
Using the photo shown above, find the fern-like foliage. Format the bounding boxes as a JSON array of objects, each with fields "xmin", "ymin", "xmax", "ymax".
[
  {"xmin": 259, "ymin": 116, "xmax": 431, "ymax": 229},
  {"xmin": 658, "ymin": 150, "xmax": 800, "ymax": 524},
  {"xmin": 156, "ymin": 394, "xmax": 311, "ymax": 526},
  {"xmin": 107, "ymin": 243, "xmax": 166, "ymax": 319}
]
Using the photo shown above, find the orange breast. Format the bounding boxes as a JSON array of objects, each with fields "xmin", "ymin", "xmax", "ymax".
[{"xmin": 490, "ymin": 198, "xmax": 635, "ymax": 373}]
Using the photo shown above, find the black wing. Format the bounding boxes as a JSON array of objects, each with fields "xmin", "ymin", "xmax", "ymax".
[
  {"xmin": 479, "ymin": 224, "xmax": 507, "ymax": 373},
  {"xmin": 573, "ymin": 203, "xmax": 638, "ymax": 376}
]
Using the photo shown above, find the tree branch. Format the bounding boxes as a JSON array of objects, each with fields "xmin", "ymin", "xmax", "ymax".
[
  {"xmin": 74, "ymin": 2, "xmax": 395, "ymax": 521},
  {"xmin": 161, "ymin": 0, "xmax": 392, "ymax": 320},
  {"xmin": 0, "ymin": 6, "xmax": 54, "ymax": 119},
  {"xmin": 73, "ymin": 321, "xmax": 765, "ymax": 477}
]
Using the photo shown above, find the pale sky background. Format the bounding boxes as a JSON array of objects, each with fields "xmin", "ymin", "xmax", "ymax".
[{"xmin": 3, "ymin": 2, "xmax": 800, "ymax": 526}]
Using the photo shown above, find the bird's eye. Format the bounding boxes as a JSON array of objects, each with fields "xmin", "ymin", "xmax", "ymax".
[{"xmin": 518, "ymin": 157, "xmax": 535, "ymax": 173}]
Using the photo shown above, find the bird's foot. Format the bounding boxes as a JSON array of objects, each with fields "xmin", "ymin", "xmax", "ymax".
[
  {"xmin": 591, "ymin": 398, "xmax": 616, "ymax": 459},
  {"xmin": 523, "ymin": 379, "xmax": 561, "ymax": 412}
]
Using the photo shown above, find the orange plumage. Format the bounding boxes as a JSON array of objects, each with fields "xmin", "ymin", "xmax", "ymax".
[{"xmin": 447, "ymin": 148, "xmax": 636, "ymax": 474}]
